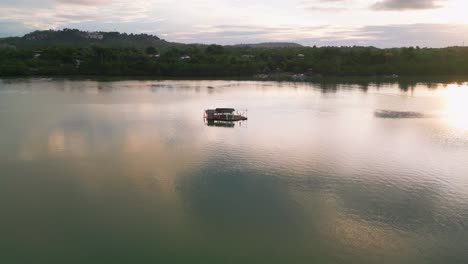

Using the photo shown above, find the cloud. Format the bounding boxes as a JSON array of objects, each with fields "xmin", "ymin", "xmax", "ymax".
[
  {"xmin": 300, "ymin": 24, "xmax": 468, "ymax": 48},
  {"xmin": 0, "ymin": 0, "xmax": 465, "ymax": 48},
  {"xmin": 160, "ymin": 23, "xmax": 468, "ymax": 48},
  {"xmin": 371, "ymin": 0, "xmax": 447, "ymax": 10},
  {"xmin": 300, "ymin": 0, "xmax": 351, "ymax": 12},
  {"xmin": 162, "ymin": 24, "xmax": 333, "ymax": 44},
  {"xmin": 55, "ymin": 0, "xmax": 112, "ymax": 5},
  {"xmin": 0, "ymin": 0, "xmax": 158, "ymax": 31}
]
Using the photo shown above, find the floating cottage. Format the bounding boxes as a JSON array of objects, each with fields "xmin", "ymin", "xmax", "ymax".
[{"xmin": 204, "ymin": 108, "xmax": 248, "ymax": 121}]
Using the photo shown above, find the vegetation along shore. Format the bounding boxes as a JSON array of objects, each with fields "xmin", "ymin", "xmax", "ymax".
[{"xmin": 2, "ymin": 29, "xmax": 468, "ymax": 78}]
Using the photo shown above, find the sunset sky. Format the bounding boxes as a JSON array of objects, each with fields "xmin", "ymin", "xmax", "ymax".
[{"xmin": 0, "ymin": 0, "xmax": 467, "ymax": 47}]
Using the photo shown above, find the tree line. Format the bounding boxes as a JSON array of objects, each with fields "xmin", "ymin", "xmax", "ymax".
[{"xmin": 2, "ymin": 44, "xmax": 468, "ymax": 77}]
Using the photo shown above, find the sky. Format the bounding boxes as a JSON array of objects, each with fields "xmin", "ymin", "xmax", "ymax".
[{"xmin": 0, "ymin": 0, "xmax": 467, "ymax": 47}]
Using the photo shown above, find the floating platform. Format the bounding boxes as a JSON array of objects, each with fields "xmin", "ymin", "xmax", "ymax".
[
  {"xmin": 204, "ymin": 108, "xmax": 248, "ymax": 121},
  {"xmin": 206, "ymin": 120, "xmax": 236, "ymax": 128}
]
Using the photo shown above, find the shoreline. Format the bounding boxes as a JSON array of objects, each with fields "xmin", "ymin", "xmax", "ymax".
[{"xmin": 2, "ymin": 74, "xmax": 468, "ymax": 84}]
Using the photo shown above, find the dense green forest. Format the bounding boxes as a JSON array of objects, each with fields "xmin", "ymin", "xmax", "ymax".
[{"xmin": 2, "ymin": 29, "xmax": 468, "ymax": 78}]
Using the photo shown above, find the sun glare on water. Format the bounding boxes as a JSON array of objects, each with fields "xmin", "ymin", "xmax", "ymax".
[{"xmin": 443, "ymin": 83, "xmax": 468, "ymax": 131}]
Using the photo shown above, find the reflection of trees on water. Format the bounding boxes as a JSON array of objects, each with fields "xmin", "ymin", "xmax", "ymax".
[
  {"xmin": 176, "ymin": 156, "xmax": 323, "ymax": 262},
  {"xmin": 177, "ymin": 158, "xmax": 303, "ymax": 233},
  {"xmin": 304, "ymin": 76, "xmax": 468, "ymax": 93},
  {"xmin": 4, "ymin": 77, "xmax": 465, "ymax": 96}
]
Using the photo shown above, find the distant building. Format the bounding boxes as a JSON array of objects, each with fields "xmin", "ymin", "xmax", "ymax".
[
  {"xmin": 384, "ymin": 74, "xmax": 399, "ymax": 78},
  {"xmin": 148, "ymin": 54, "xmax": 160, "ymax": 59},
  {"xmin": 75, "ymin": 59, "xmax": 83, "ymax": 68},
  {"xmin": 33, "ymin": 50, "xmax": 42, "ymax": 59},
  {"xmin": 84, "ymin": 32, "xmax": 104, "ymax": 40},
  {"xmin": 292, "ymin": 73, "xmax": 306, "ymax": 81},
  {"xmin": 241, "ymin": 54, "xmax": 255, "ymax": 58},
  {"xmin": 254, "ymin": 74, "xmax": 269, "ymax": 79},
  {"xmin": 305, "ymin": 68, "xmax": 316, "ymax": 76},
  {"xmin": 297, "ymin": 54, "xmax": 305, "ymax": 58},
  {"xmin": 180, "ymin": 55, "xmax": 191, "ymax": 60}
]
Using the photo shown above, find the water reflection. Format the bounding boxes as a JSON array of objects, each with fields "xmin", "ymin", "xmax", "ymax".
[
  {"xmin": 205, "ymin": 120, "xmax": 248, "ymax": 128},
  {"xmin": 374, "ymin": 110, "xmax": 425, "ymax": 119},
  {"xmin": 47, "ymin": 130, "xmax": 66, "ymax": 154},
  {"xmin": 444, "ymin": 83, "xmax": 468, "ymax": 130},
  {"xmin": 1, "ymin": 79, "xmax": 468, "ymax": 263},
  {"xmin": 177, "ymin": 156, "xmax": 303, "ymax": 231},
  {"xmin": 205, "ymin": 120, "xmax": 236, "ymax": 128}
]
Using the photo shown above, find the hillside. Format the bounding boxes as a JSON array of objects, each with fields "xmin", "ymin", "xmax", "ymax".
[
  {"xmin": 0, "ymin": 29, "xmax": 186, "ymax": 51},
  {"xmin": 0, "ymin": 29, "xmax": 305, "ymax": 51},
  {"xmin": 232, "ymin": 42, "xmax": 303, "ymax": 48}
]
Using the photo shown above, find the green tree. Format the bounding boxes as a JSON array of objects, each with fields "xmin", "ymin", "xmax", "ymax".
[{"xmin": 146, "ymin": 46, "xmax": 158, "ymax": 55}]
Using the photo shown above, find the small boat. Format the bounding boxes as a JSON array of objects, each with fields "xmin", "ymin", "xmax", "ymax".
[{"xmin": 204, "ymin": 108, "xmax": 248, "ymax": 121}]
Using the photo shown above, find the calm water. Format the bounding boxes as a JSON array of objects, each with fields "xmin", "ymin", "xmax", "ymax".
[{"xmin": 1, "ymin": 79, "xmax": 468, "ymax": 263}]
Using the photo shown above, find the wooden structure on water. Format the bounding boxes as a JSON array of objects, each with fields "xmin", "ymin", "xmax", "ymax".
[
  {"xmin": 206, "ymin": 120, "xmax": 236, "ymax": 128},
  {"xmin": 204, "ymin": 108, "xmax": 248, "ymax": 122}
]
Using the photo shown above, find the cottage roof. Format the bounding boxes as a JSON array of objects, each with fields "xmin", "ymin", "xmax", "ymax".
[{"xmin": 215, "ymin": 108, "xmax": 235, "ymax": 113}]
